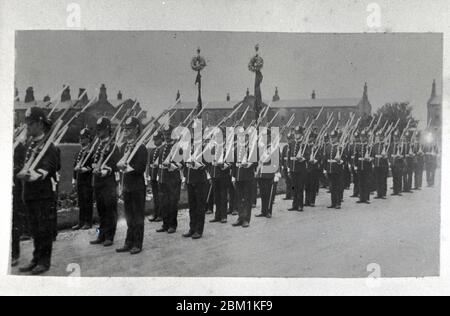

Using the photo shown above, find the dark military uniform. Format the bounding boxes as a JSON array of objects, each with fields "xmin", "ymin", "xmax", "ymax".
[
  {"xmin": 373, "ymin": 141, "xmax": 389, "ymax": 198},
  {"xmin": 209, "ymin": 145, "xmax": 232, "ymax": 222},
  {"xmin": 22, "ymin": 137, "xmax": 60, "ymax": 270},
  {"xmin": 324, "ymin": 142, "xmax": 344, "ymax": 209},
  {"xmin": 403, "ymin": 141, "xmax": 415, "ymax": 193},
  {"xmin": 91, "ymin": 137, "xmax": 120, "ymax": 244},
  {"xmin": 148, "ymin": 144, "xmax": 162, "ymax": 220},
  {"xmin": 391, "ymin": 141, "xmax": 405, "ymax": 195},
  {"xmin": 357, "ymin": 143, "xmax": 373, "ymax": 203},
  {"xmin": 158, "ymin": 141, "xmax": 182, "ymax": 232},
  {"xmin": 282, "ymin": 141, "xmax": 294, "ymax": 200},
  {"xmin": 305, "ymin": 143, "xmax": 322, "ymax": 207},
  {"xmin": 256, "ymin": 147, "xmax": 279, "ymax": 217},
  {"xmin": 413, "ymin": 142, "xmax": 425, "ymax": 190},
  {"xmin": 12, "ymin": 143, "xmax": 26, "ymax": 262},
  {"xmin": 349, "ymin": 141, "xmax": 360, "ymax": 198},
  {"xmin": 183, "ymin": 153, "xmax": 209, "ymax": 237},
  {"xmin": 120, "ymin": 142, "xmax": 148, "ymax": 250},
  {"xmin": 288, "ymin": 140, "xmax": 308, "ymax": 211},
  {"xmin": 73, "ymin": 144, "xmax": 94, "ymax": 228},
  {"xmin": 233, "ymin": 145, "xmax": 256, "ymax": 226}
]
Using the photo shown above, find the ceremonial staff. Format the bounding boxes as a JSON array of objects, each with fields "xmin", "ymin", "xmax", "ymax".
[{"xmin": 249, "ymin": 44, "xmax": 264, "ymax": 119}]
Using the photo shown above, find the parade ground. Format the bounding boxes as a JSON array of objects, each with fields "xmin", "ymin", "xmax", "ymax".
[{"xmin": 11, "ymin": 176, "xmax": 440, "ymax": 278}]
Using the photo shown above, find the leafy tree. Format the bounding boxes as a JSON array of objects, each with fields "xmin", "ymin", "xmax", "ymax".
[{"xmin": 375, "ymin": 102, "xmax": 418, "ymax": 133}]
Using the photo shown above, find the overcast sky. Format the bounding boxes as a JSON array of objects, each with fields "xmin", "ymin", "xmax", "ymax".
[{"xmin": 15, "ymin": 31, "xmax": 442, "ymax": 124}]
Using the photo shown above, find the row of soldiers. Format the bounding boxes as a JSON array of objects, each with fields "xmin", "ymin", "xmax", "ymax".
[
  {"xmin": 11, "ymin": 106, "xmax": 439, "ymax": 275},
  {"xmin": 281, "ymin": 126, "xmax": 439, "ymax": 211}
]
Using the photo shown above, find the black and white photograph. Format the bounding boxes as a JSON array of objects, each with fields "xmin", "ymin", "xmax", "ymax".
[{"xmin": 0, "ymin": 0, "xmax": 449, "ymax": 297}]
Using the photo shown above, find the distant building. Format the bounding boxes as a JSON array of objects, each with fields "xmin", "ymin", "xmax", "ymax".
[
  {"xmin": 171, "ymin": 83, "xmax": 372, "ymax": 129},
  {"xmin": 14, "ymin": 84, "xmax": 147, "ymax": 143},
  {"xmin": 427, "ymin": 79, "xmax": 442, "ymax": 128}
]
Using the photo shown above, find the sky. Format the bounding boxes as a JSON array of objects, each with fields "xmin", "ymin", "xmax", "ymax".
[{"xmin": 15, "ymin": 31, "xmax": 442, "ymax": 124}]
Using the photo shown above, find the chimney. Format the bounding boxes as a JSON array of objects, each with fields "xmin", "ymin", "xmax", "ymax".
[
  {"xmin": 24, "ymin": 87, "xmax": 35, "ymax": 103},
  {"xmin": 61, "ymin": 86, "xmax": 71, "ymax": 102},
  {"xmin": 246, "ymin": 88, "xmax": 250, "ymax": 97},
  {"xmin": 99, "ymin": 84, "xmax": 108, "ymax": 101},
  {"xmin": 176, "ymin": 90, "xmax": 181, "ymax": 103},
  {"xmin": 272, "ymin": 87, "xmax": 280, "ymax": 102},
  {"xmin": 78, "ymin": 88, "xmax": 88, "ymax": 103},
  {"xmin": 15, "ymin": 87, "xmax": 19, "ymax": 101},
  {"xmin": 226, "ymin": 93, "xmax": 231, "ymax": 102},
  {"xmin": 312, "ymin": 90, "xmax": 316, "ymax": 100},
  {"xmin": 43, "ymin": 95, "xmax": 51, "ymax": 102},
  {"xmin": 117, "ymin": 91, "xmax": 123, "ymax": 100}
]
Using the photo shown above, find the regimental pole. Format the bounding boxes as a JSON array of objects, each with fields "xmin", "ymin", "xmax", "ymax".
[
  {"xmin": 191, "ymin": 47, "xmax": 207, "ymax": 116},
  {"xmin": 248, "ymin": 44, "xmax": 264, "ymax": 119}
]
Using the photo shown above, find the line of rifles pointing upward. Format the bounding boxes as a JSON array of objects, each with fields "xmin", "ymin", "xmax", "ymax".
[{"xmin": 12, "ymin": 87, "xmax": 439, "ymax": 274}]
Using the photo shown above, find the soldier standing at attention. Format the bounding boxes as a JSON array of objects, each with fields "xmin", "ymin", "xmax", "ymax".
[
  {"xmin": 356, "ymin": 130, "xmax": 373, "ymax": 204},
  {"xmin": 90, "ymin": 117, "xmax": 120, "ymax": 247},
  {"xmin": 391, "ymin": 131, "xmax": 405, "ymax": 196},
  {"xmin": 72, "ymin": 128, "xmax": 94, "ymax": 230},
  {"xmin": 413, "ymin": 131, "xmax": 425, "ymax": 190},
  {"xmin": 232, "ymin": 133, "xmax": 256, "ymax": 228},
  {"xmin": 305, "ymin": 131, "xmax": 321, "ymax": 207},
  {"xmin": 12, "ymin": 141, "xmax": 26, "ymax": 267},
  {"xmin": 282, "ymin": 131, "xmax": 295, "ymax": 200},
  {"xmin": 255, "ymin": 129, "xmax": 280, "ymax": 218},
  {"xmin": 17, "ymin": 107, "xmax": 60, "ymax": 275},
  {"xmin": 148, "ymin": 131, "xmax": 164, "ymax": 222},
  {"xmin": 156, "ymin": 125, "xmax": 182, "ymax": 234},
  {"xmin": 403, "ymin": 131, "xmax": 415, "ymax": 193},
  {"xmin": 116, "ymin": 117, "xmax": 148, "ymax": 255},
  {"xmin": 349, "ymin": 131, "xmax": 361, "ymax": 198},
  {"xmin": 325, "ymin": 130, "xmax": 344, "ymax": 210},
  {"xmin": 209, "ymin": 132, "xmax": 232, "ymax": 224},
  {"xmin": 373, "ymin": 131, "xmax": 389, "ymax": 199},
  {"xmin": 288, "ymin": 126, "xmax": 308, "ymax": 212},
  {"xmin": 183, "ymin": 133, "xmax": 210, "ymax": 239}
]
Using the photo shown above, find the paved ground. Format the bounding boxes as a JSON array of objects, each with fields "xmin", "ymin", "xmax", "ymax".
[{"xmin": 11, "ymin": 176, "xmax": 440, "ymax": 278}]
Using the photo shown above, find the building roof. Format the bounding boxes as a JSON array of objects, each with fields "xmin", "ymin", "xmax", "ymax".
[
  {"xmin": 174, "ymin": 97, "xmax": 362, "ymax": 110},
  {"xmin": 428, "ymin": 95, "xmax": 442, "ymax": 105},
  {"xmin": 14, "ymin": 100, "xmax": 77, "ymax": 110}
]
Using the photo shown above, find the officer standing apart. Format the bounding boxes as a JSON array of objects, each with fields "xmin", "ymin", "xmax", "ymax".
[
  {"xmin": 17, "ymin": 107, "xmax": 60, "ymax": 275},
  {"xmin": 116, "ymin": 117, "xmax": 148, "ymax": 255},
  {"xmin": 90, "ymin": 117, "xmax": 119, "ymax": 247},
  {"xmin": 72, "ymin": 128, "xmax": 94, "ymax": 230}
]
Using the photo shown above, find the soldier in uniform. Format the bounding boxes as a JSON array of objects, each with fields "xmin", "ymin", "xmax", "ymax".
[
  {"xmin": 424, "ymin": 135, "xmax": 438, "ymax": 187},
  {"xmin": 209, "ymin": 131, "xmax": 232, "ymax": 224},
  {"xmin": 156, "ymin": 125, "xmax": 182, "ymax": 234},
  {"xmin": 255, "ymin": 129, "xmax": 280, "ymax": 218},
  {"xmin": 72, "ymin": 128, "xmax": 94, "ymax": 230},
  {"xmin": 391, "ymin": 131, "xmax": 405, "ymax": 196},
  {"xmin": 17, "ymin": 107, "xmax": 60, "ymax": 275},
  {"xmin": 90, "ymin": 117, "xmax": 120, "ymax": 247},
  {"xmin": 305, "ymin": 131, "xmax": 321, "ymax": 207},
  {"xmin": 182, "ymin": 133, "xmax": 210, "ymax": 239},
  {"xmin": 282, "ymin": 131, "xmax": 295, "ymax": 200},
  {"xmin": 349, "ymin": 131, "xmax": 361, "ymax": 198},
  {"xmin": 148, "ymin": 131, "xmax": 164, "ymax": 222},
  {"xmin": 356, "ymin": 130, "xmax": 373, "ymax": 204},
  {"xmin": 232, "ymin": 132, "xmax": 256, "ymax": 228},
  {"xmin": 116, "ymin": 117, "xmax": 148, "ymax": 254},
  {"xmin": 413, "ymin": 131, "xmax": 425, "ymax": 190},
  {"xmin": 288, "ymin": 126, "xmax": 308, "ymax": 212},
  {"xmin": 12, "ymin": 141, "xmax": 26, "ymax": 267},
  {"xmin": 403, "ymin": 131, "xmax": 415, "ymax": 193},
  {"xmin": 373, "ymin": 131, "xmax": 389, "ymax": 199},
  {"xmin": 325, "ymin": 130, "xmax": 344, "ymax": 209}
]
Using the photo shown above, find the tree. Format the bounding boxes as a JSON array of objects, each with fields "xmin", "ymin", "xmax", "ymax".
[{"xmin": 375, "ymin": 102, "xmax": 418, "ymax": 133}]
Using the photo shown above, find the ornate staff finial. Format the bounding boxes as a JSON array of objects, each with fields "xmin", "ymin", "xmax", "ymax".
[
  {"xmin": 197, "ymin": 47, "xmax": 201, "ymax": 55},
  {"xmin": 255, "ymin": 44, "xmax": 260, "ymax": 54}
]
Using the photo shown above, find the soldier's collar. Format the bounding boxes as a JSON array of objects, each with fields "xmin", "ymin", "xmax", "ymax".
[{"xmin": 32, "ymin": 133, "xmax": 45, "ymax": 142}]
